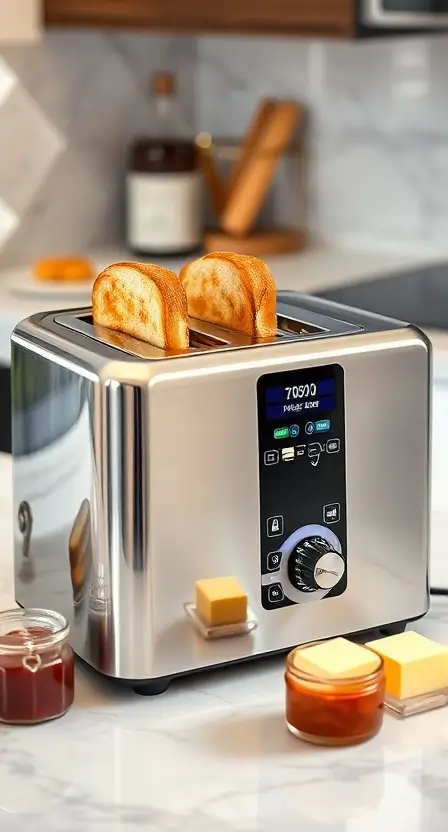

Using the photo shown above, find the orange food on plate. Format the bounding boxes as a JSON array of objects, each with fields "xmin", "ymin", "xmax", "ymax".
[{"xmin": 33, "ymin": 256, "xmax": 94, "ymax": 283}]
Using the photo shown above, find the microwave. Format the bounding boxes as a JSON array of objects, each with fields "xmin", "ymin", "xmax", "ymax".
[{"xmin": 361, "ymin": 0, "xmax": 448, "ymax": 28}]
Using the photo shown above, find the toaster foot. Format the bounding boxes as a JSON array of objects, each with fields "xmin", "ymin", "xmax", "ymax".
[
  {"xmin": 133, "ymin": 677, "xmax": 172, "ymax": 696},
  {"xmin": 378, "ymin": 621, "xmax": 408, "ymax": 637}
]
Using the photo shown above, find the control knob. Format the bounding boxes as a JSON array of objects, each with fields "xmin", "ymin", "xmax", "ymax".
[{"xmin": 287, "ymin": 535, "xmax": 345, "ymax": 593}]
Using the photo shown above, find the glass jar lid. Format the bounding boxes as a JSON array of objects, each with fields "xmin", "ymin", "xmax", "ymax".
[{"xmin": 0, "ymin": 608, "xmax": 69, "ymax": 654}]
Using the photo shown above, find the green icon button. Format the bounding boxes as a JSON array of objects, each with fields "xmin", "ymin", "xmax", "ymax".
[{"xmin": 274, "ymin": 426, "xmax": 289, "ymax": 440}]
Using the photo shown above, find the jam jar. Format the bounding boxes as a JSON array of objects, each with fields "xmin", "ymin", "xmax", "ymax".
[
  {"xmin": 0, "ymin": 608, "xmax": 75, "ymax": 724},
  {"xmin": 285, "ymin": 643, "xmax": 385, "ymax": 747}
]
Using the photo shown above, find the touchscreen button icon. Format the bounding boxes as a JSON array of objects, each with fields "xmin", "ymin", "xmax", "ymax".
[
  {"xmin": 324, "ymin": 503, "xmax": 340, "ymax": 524},
  {"xmin": 281, "ymin": 447, "xmax": 294, "ymax": 462},
  {"xmin": 264, "ymin": 450, "xmax": 279, "ymax": 466},
  {"xmin": 326, "ymin": 439, "xmax": 341, "ymax": 454},
  {"xmin": 267, "ymin": 516, "xmax": 283, "ymax": 537},
  {"xmin": 268, "ymin": 584, "xmax": 284, "ymax": 603},
  {"xmin": 267, "ymin": 551, "xmax": 282, "ymax": 571}
]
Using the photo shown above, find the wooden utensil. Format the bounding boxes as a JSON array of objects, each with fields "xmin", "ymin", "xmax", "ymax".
[
  {"xmin": 221, "ymin": 100, "xmax": 304, "ymax": 238},
  {"xmin": 200, "ymin": 98, "xmax": 307, "ymax": 257},
  {"xmin": 224, "ymin": 99, "xmax": 277, "ymax": 202}
]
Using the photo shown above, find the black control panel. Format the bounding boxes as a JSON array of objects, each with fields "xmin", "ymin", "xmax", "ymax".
[{"xmin": 257, "ymin": 364, "xmax": 347, "ymax": 610}]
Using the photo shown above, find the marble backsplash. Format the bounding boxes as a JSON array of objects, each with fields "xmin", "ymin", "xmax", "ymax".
[
  {"xmin": 0, "ymin": 30, "xmax": 448, "ymax": 265},
  {"xmin": 196, "ymin": 34, "xmax": 448, "ymax": 254},
  {"xmin": 0, "ymin": 31, "xmax": 196, "ymax": 267}
]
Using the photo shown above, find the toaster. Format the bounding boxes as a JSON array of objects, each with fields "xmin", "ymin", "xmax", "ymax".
[{"xmin": 11, "ymin": 291, "xmax": 431, "ymax": 694}]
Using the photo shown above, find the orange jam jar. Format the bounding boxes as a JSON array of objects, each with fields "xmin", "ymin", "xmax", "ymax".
[{"xmin": 285, "ymin": 642, "xmax": 385, "ymax": 747}]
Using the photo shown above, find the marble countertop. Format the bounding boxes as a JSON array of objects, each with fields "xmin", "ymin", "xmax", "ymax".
[{"xmin": 0, "ymin": 455, "xmax": 447, "ymax": 830}]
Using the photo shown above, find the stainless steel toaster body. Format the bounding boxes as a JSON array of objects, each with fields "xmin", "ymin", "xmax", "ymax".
[{"xmin": 11, "ymin": 292, "xmax": 431, "ymax": 692}]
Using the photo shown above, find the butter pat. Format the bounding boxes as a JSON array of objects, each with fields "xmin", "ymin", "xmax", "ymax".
[
  {"xmin": 195, "ymin": 577, "xmax": 247, "ymax": 627},
  {"xmin": 293, "ymin": 637, "xmax": 381, "ymax": 679},
  {"xmin": 366, "ymin": 631, "xmax": 448, "ymax": 700}
]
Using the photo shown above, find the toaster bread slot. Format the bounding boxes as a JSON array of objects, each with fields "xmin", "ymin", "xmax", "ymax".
[
  {"xmin": 82, "ymin": 315, "xmax": 234, "ymax": 358},
  {"xmin": 189, "ymin": 331, "xmax": 228, "ymax": 349},
  {"xmin": 187, "ymin": 320, "xmax": 232, "ymax": 350},
  {"xmin": 277, "ymin": 314, "xmax": 326, "ymax": 338},
  {"xmin": 53, "ymin": 296, "xmax": 362, "ymax": 362},
  {"xmin": 188, "ymin": 318, "xmax": 254, "ymax": 349}
]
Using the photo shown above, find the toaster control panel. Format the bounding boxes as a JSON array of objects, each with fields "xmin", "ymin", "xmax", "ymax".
[{"xmin": 257, "ymin": 363, "xmax": 347, "ymax": 610}]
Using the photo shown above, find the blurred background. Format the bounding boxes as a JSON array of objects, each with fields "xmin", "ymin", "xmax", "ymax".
[{"xmin": 1, "ymin": 3, "xmax": 448, "ymax": 263}]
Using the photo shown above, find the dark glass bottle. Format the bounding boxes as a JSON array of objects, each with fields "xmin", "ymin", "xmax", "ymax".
[{"xmin": 127, "ymin": 72, "xmax": 202, "ymax": 258}]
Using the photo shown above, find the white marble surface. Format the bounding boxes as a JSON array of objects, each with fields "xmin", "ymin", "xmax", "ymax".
[
  {"xmin": 0, "ymin": 452, "xmax": 447, "ymax": 830},
  {"xmin": 0, "ymin": 32, "xmax": 196, "ymax": 266}
]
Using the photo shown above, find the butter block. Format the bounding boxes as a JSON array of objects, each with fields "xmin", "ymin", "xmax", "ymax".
[
  {"xmin": 195, "ymin": 577, "xmax": 247, "ymax": 627},
  {"xmin": 366, "ymin": 631, "xmax": 448, "ymax": 700},
  {"xmin": 292, "ymin": 637, "xmax": 381, "ymax": 679}
]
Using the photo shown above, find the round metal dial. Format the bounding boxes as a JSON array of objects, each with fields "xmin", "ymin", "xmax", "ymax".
[{"xmin": 287, "ymin": 535, "xmax": 345, "ymax": 593}]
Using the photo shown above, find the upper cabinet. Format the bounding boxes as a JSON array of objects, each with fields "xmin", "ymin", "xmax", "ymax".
[
  {"xmin": 43, "ymin": 0, "xmax": 354, "ymax": 37},
  {"xmin": 44, "ymin": 0, "xmax": 448, "ymax": 37}
]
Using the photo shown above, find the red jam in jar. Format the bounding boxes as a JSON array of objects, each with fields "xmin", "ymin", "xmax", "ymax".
[{"xmin": 0, "ymin": 609, "xmax": 74, "ymax": 724}]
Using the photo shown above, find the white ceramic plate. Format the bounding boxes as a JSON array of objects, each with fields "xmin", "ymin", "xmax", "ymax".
[{"xmin": 5, "ymin": 272, "xmax": 94, "ymax": 300}]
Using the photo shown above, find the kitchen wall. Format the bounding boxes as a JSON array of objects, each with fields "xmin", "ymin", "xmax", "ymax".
[
  {"xmin": 0, "ymin": 31, "xmax": 196, "ymax": 267},
  {"xmin": 0, "ymin": 31, "xmax": 447, "ymax": 267},
  {"xmin": 196, "ymin": 35, "xmax": 448, "ymax": 254}
]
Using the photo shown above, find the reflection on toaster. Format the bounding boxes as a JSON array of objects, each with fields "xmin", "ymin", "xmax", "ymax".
[
  {"xmin": 17, "ymin": 500, "xmax": 35, "ymax": 584},
  {"xmin": 69, "ymin": 498, "xmax": 93, "ymax": 605},
  {"xmin": 87, "ymin": 565, "xmax": 113, "ymax": 671}
]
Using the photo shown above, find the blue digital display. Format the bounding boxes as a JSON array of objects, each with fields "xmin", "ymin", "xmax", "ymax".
[{"xmin": 265, "ymin": 378, "xmax": 336, "ymax": 421}]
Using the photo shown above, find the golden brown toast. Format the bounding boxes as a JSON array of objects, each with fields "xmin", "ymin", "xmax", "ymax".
[
  {"xmin": 179, "ymin": 252, "xmax": 277, "ymax": 338},
  {"xmin": 92, "ymin": 261, "xmax": 189, "ymax": 350}
]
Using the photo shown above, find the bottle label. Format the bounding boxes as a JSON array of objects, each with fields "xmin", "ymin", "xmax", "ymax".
[{"xmin": 127, "ymin": 171, "xmax": 202, "ymax": 252}]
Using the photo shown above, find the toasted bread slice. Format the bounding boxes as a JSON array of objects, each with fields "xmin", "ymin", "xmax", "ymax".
[
  {"xmin": 92, "ymin": 261, "xmax": 189, "ymax": 350},
  {"xmin": 179, "ymin": 252, "xmax": 277, "ymax": 338}
]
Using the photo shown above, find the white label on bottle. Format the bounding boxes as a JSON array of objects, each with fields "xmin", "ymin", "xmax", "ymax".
[{"xmin": 127, "ymin": 171, "xmax": 202, "ymax": 252}]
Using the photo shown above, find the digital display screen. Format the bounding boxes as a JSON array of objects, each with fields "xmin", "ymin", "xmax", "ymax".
[{"xmin": 265, "ymin": 378, "xmax": 336, "ymax": 421}]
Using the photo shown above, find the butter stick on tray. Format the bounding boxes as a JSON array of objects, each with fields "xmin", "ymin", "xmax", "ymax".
[
  {"xmin": 195, "ymin": 576, "xmax": 247, "ymax": 627},
  {"xmin": 367, "ymin": 631, "xmax": 448, "ymax": 701}
]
